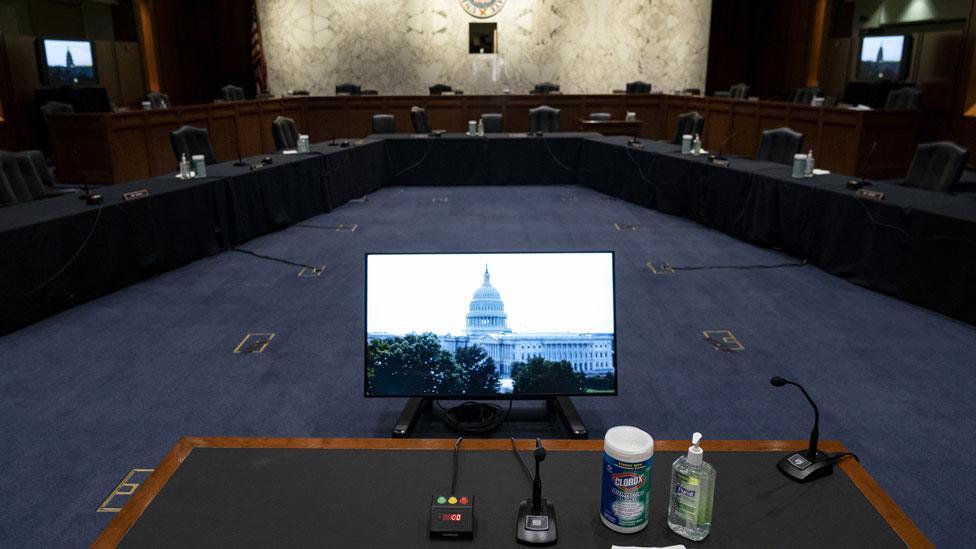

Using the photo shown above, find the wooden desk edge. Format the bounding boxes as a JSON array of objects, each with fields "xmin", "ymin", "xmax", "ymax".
[{"xmin": 91, "ymin": 437, "xmax": 931, "ymax": 548}]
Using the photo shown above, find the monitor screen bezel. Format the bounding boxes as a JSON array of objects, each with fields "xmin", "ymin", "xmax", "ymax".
[
  {"xmin": 36, "ymin": 37, "xmax": 99, "ymax": 87},
  {"xmin": 855, "ymin": 31, "xmax": 913, "ymax": 82},
  {"xmin": 363, "ymin": 251, "xmax": 619, "ymax": 399}
]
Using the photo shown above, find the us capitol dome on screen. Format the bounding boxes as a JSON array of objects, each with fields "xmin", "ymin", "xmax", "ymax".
[{"xmin": 437, "ymin": 267, "xmax": 614, "ymax": 388}]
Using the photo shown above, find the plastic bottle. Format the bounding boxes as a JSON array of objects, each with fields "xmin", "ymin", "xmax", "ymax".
[
  {"xmin": 667, "ymin": 432, "xmax": 716, "ymax": 541},
  {"xmin": 477, "ymin": 118, "xmax": 484, "ymax": 136},
  {"xmin": 805, "ymin": 149, "xmax": 815, "ymax": 176},
  {"xmin": 178, "ymin": 153, "xmax": 189, "ymax": 179},
  {"xmin": 600, "ymin": 426, "xmax": 654, "ymax": 533},
  {"xmin": 692, "ymin": 134, "xmax": 701, "ymax": 155}
]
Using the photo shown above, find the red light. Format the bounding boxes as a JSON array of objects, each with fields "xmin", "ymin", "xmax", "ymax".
[
  {"xmin": 459, "ymin": 496, "xmax": 469, "ymax": 505},
  {"xmin": 440, "ymin": 513, "xmax": 463, "ymax": 522}
]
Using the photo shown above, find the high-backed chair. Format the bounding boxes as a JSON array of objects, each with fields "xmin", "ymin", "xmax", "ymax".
[
  {"xmin": 792, "ymin": 87, "xmax": 820, "ymax": 105},
  {"xmin": 360, "ymin": 89, "xmax": 379, "ymax": 95},
  {"xmin": 147, "ymin": 92, "xmax": 170, "ymax": 109},
  {"xmin": 271, "ymin": 116, "xmax": 299, "ymax": 150},
  {"xmin": 885, "ymin": 87, "xmax": 922, "ymax": 110},
  {"xmin": 40, "ymin": 101, "xmax": 74, "ymax": 118},
  {"xmin": 729, "ymin": 82, "xmax": 750, "ymax": 99},
  {"xmin": 902, "ymin": 142, "xmax": 968, "ymax": 192},
  {"xmin": 823, "ymin": 96, "xmax": 838, "ymax": 107},
  {"xmin": 756, "ymin": 127, "xmax": 804, "ymax": 165},
  {"xmin": 287, "ymin": 90, "xmax": 310, "ymax": 96},
  {"xmin": 410, "ymin": 106, "xmax": 431, "ymax": 134},
  {"xmin": 528, "ymin": 106, "xmax": 561, "ymax": 132},
  {"xmin": 683, "ymin": 88, "xmax": 702, "ymax": 96},
  {"xmin": 0, "ymin": 167, "xmax": 17, "ymax": 206},
  {"xmin": 221, "ymin": 85, "xmax": 246, "ymax": 102},
  {"xmin": 588, "ymin": 112, "xmax": 612, "ymax": 121},
  {"xmin": 481, "ymin": 113, "xmax": 503, "ymax": 134},
  {"xmin": 429, "ymin": 84, "xmax": 452, "ymax": 95},
  {"xmin": 335, "ymin": 83, "xmax": 361, "ymax": 95},
  {"xmin": 532, "ymin": 82, "xmax": 560, "ymax": 95},
  {"xmin": 170, "ymin": 125, "xmax": 216, "ymax": 165},
  {"xmin": 372, "ymin": 114, "xmax": 396, "ymax": 134},
  {"xmin": 626, "ymin": 81, "xmax": 652, "ymax": 94},
  {"xmin": 672, "ymin": 111, "xmax": 705, "ymax": 144},
  {"xmin": 0, "ymin": 152, "xmax": 44, "ymax": 203},
  {"xmin": 23, "ymin": 150, "xmax": 69, "ymax": 193}
]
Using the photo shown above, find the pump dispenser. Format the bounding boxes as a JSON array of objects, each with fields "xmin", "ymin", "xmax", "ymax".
[{"xmin": 667, "ymin": 432, "xmax": 715, "ymax": 541}]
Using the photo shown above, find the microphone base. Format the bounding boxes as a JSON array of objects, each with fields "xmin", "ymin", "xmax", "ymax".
[
  {"xmin": 516, "ymin": 498, "xmax": 557, "ymax": 546},
  {"xmin": 233, "ymin": 160, "xmax": 248, "ymax": 167},
  {"xmin": 777, "ymin": 450, "xmax": 835, "ymax": 482}
]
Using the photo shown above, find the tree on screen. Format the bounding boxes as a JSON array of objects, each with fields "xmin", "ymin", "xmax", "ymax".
[
  {"xmin": 368, "ymin": 333, "xmax": 464, "ymax": 394},
  {"xmin": 454, "ymin": 345, "xmax": 499, "ymax": 394},
  {"xmin": 511, "ymin": 356, "xmax": 585, "ymax": 394}
]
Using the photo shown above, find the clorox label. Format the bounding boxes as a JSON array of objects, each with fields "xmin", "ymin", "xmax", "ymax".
[{"xmin": 600, "ymin": 453, "xmax": 652, "ymax": 528}]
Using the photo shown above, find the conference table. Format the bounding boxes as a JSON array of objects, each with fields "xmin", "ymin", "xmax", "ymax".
[
  {"xmin": 2, "ymin": 133, "xmax": 974, "ymax": 336},
  {"xmin": 91, "ymin": 437, "xmax": 930, "ymax": 548}
]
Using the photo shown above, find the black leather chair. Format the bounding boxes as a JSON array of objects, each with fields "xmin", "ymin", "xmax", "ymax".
[
  {"xmin": 528, "ymin": 106, "xmax": 561, "ymax": 132},
  {"xmin": 287, "ymin": 90, "xmax": 310, "ymax": 96},
  {"xmin": 589, "ymin": 112, "xmax": 612, "ymax": 121},
  {"xmin": 336, "ymin": 83, "xmax": 361, "ymax": 95},
  {"xmin": 885, "ymin": 87, "xmax": 922, "ymax": 110},
  {"xmin": 0, "ymin": 152, "xmax": 46, "ymax": 203},
  {"xmin": 410, "ymin": 107, "xmax": 431, "ymax": 134},
  {"xmin": 429, "ymin": 84, "xmax": 452, "ymax": 95},
  {"xmin": 532, "ymin": 82, "xmax": 560, "ymax": 94},
  {"xmin": 23, "ymin": 150, "xmax": 70, "ymax": 194},
  {"xmin": 147, "ymin": 92, "xmax": 170, "ymax": 109},
  {"xmin": 221, "ymin": 85, "xmax": 246, "ymax": 102},
  {"xmin": 372, "ymin": 114, "xmax": 396, "ymax": 134},
  {"xmin": 0, "ymin": 168, "xmax": 17, "ymax": 206},
  {"xmin": 672, "ymin": 111, "xmax": 705, "ymax": 144},
  {"xmin": 730, "ymin": 83, "xmax": 750, "ymax": 99},
  {"xmin": 683, "ymin": 88, "xmax": 702, "ymax": 96},
  {"xmin": 481, "ymin": 113, "xmax": 503, "ymax": 134},
  {"xmin": 626, "ymin": 81, "xmax": 652, "ymax": 94},
  {"xmin": 40, "ymin": 101, "xmax": 74, "ymax": 118},
  {"xmin": 823, "ymin": 96, "xmax": 838, "ymax": 107},
  {"xmin": 272, "ymin": 116, "xmax": 299, "ymax": 150},
  {"xmin": 792, "ymin": 87, "xmax": 820, "ymax": 105},
  {"xmin": 756, "ymin": 127, "xmax": 804, "ymax": 165},
  {"xmin": 170, "ymin": 125, "xmax": 216, "ymax": 165},
  {"xmin": 902, "ymin": 142, "xmax": 968, "ymax": 192}
]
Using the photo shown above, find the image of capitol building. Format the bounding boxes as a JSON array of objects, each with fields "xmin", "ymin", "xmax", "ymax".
[{"xmin": 437, "ymin": 267, "xmax": 615, "ymax": 385}]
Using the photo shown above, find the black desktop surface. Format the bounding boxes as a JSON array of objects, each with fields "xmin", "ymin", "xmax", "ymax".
[{"xmin": 118, "ymin": 447, "xmax": 902, "ymax": 548}]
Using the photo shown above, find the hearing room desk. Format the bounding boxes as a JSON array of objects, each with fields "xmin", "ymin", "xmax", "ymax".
[
  {"xmin": 46, "ymin": 94, "xmax": 920, "ymax": 184},
  {"xmin": 92, "ymin": 437, "xmax": 930, "ymax": 548}
]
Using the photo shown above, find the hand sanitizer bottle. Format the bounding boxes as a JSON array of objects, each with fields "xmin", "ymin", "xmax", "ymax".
[
  {"xmin": 692, "ymin": 134, "xmax": 701, "ymax": 155},
  {"xmin": 179, "ymin": 153, "xmax": 189, "ymax": 179},
  {"xmin": 805, "ymin": 149, "xmax": 815, "ymax": 176},
  {"xmin": 667, "ymin": 432, "xmax": 715, "ymax": 541},
  {"xmin": 477, "ymin": 118, "xmax": 484, "ymax": 136}
]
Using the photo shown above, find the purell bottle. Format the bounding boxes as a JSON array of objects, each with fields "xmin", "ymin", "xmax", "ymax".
[
  {"xmin": 667, "ymin": 432, "xmax": 715, "ymax": 541},
  {"xmin": 805, "ymin": 149, "xmax": 815, "ymax": 176},
  {"xmin": 692, "ymin": 133, "xmax": 702, "ymax": 155},
  {"xmin": 178, "ymin": 153, "xmax": 190, "ymax": 179}
]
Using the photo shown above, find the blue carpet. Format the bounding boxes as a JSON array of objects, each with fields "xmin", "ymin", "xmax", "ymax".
[{"xmin": 1, "ymin": 185, "xmax": 973, "ymax": 547}]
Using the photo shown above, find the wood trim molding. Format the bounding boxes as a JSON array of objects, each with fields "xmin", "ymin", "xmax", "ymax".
[
  {"xmin": 134, "ymin": 0, "xmax": 159, "ymax": 93},
  {"xmin": 91, "ymin": 437, "xmax": 931, "ymax": 548}
]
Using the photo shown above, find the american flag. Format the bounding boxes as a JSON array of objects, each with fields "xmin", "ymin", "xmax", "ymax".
[{"xmin": 251, "ymin": 1, "xmax": 268, "ymax": 94}]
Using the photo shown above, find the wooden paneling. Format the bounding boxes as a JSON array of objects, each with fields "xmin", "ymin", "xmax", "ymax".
[{"xmin": 46, "ymin": 94, "xmax": 921, "ymax": 185}]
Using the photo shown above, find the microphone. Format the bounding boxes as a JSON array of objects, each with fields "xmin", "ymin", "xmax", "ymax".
[
  {"xmin": 223, "ymin": 134, "xmax": 247, "ymax": 167},
  {"xmin": 847, "ymin": 141, "xmax": 878, "ymax": 190},
  {"xmin": 516, "ymin": 439, "xmax": 557, "ymax": 545},
  {"xmin": 72, "ymin": 149, "xmax": 101, "ymax": 204},
  {"xmin": 770, "ymin": 376, "xmax": 835, "ymax": 482},
  {"xmin": 710, "ymin": 131, "xmax": 736, "ymax": 161}
]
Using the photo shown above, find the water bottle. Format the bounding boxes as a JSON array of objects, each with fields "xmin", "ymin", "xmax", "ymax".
[
  {"xmin": 477, "ymin": 118, "xmax": 484, "ymax": 136},
  {"xmin": 805, "ymin": 149, "xmax": 815, "ymax": 176}
]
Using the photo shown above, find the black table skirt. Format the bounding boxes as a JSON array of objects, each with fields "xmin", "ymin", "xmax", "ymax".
[{"xmin": 2, "ymin": 134, "xmax": 975, "ymax": 334}]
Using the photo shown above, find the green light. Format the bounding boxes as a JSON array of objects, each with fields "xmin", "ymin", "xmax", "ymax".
[{"xmin": 437, "ymin": 496, "xmax": 447, "ymax": 504}]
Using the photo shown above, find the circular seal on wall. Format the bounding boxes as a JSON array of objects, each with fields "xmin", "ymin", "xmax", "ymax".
[{"xmin": 460, "ymin": 0, "xmax": 507, "ymax": 18}]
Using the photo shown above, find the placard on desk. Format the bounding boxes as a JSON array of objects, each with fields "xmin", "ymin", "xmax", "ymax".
[{"xmin": 93, "ymin": 438, "xmax": 930, "ymax": 548}]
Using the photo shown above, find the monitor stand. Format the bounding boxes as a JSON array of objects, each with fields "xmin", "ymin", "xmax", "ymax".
[{"xmin": 391, "ymin": 396, "xmax": 588, "ymax": 439}]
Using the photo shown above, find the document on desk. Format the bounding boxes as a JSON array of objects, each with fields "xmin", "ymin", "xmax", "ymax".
[{"xmin": 611, "ymin": 545, "xmax": 686, "ymax": 549}]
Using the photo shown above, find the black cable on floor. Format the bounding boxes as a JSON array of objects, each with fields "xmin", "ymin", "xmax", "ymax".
[
  {"xmin": 437, "ymin": 400, "xmax": 512, "ymax": 435},
  {"xmin": 229, "ymin": 246, "xmax": 318, "ymax": 270},
  {"xmin": 671, "ymin": 259, "xmax": 808, "ymax": 271}
]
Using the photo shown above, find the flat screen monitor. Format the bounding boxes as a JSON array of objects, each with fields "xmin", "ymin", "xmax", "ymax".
[
  {"xmin": 857, "ymin": 35, "xmax": 910, "ymax": 81},
  {"xmin": 365, "ymin": 252, "xmax": 617, "ymax": 398},
  {"xmin": 38, "ymin": 39, "xmax": 97, "ymax": 87}
]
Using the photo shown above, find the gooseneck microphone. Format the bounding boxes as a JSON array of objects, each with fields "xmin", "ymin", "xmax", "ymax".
[
  {"xmin": 516, "ymin": 438, "xmax": 557, "ymax": 545},
  {"xmin": 770, "ymin": 375, "xmax": 842, "ymax": 482},
  {"xmin": 223, "ymin": 134, "xmax": 247, "ymax": 167},
  {"xmin": 847, "ymin": 141, "xmax": 878, "ymax": 190},
  {"xmin": 531, "ymin": 441, "xmax": 545, "ymax": 513}
]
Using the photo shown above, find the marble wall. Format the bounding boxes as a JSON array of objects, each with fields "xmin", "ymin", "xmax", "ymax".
[{"xmin": 256, "ymin": 0, "xmax": 711, "ymax": 95}]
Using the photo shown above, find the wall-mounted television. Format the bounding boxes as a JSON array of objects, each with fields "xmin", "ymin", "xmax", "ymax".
[
  {"xmin": 365, "ymin": 252, "xmax": 617, "ymax": 398},
  {"xmin": 856, "ymin": 34, "xmax": 912, "ymax": 81},
  {"xmin": 37, "ymin": 38, "xmax": 98, "ymax": 87}
]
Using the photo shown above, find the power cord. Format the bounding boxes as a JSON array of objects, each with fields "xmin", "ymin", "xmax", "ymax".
[
  {"xmin": 671, "ymin": 259, "xmax": 808, "ymax": 271},
  {"xmin": 451, "ymin": 436, "xmax": 463, "ymax": 495},
  {"xmin": 229, "ymin": 246, "xmax": 319, "ymax": 270},
  {"xmin": 510, "ymin": 438, "xmax": 533, "ymax": 484},
  {"xmin": 853, "ymin": 194, "xmax": 974, "ymax": 244},
  {"xmin": 437, "ymin": 400, "xmax": 512, "ymax": 435}
]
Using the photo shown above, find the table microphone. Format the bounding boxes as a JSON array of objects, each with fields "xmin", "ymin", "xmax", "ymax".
[
  {"xmin": 223, "ymin": 134, "xmax": 248, "ymax": 167},
  {"xmin": 709, "ymin": 132, "xmax": 736, "ymax": 165},
  {"xmin": 847, "ymin": 141, "xmax": 878, "ymax": 190},
  {"xmin": 516, "ymin": 439, "xmax": 557, "ymax": 545},
  {"xmin": 72, "ymin": 149, "xmax": 102, "ymax": 204},
  {"xmin": 770, "ymin": 376, "xmax": 836, "ymax": 482}
]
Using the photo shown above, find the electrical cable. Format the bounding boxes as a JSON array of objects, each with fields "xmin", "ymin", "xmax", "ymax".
[
  {"xmin": 451, "ymin": 436, "xmax": 463, "ymax": 495},
  {"xmin": 852, "ymin": 194, "xmax": 974, "ymax": 244},
  {"xmin": 538, "ymin": 135, "xmax": 575, "ymax": 172},
  {"xmin": 511, "ymin": 437, "xmax": 533, "ymax": 484},
  {"xmin": 437, "ymin": 400, "xmax": 512, "ymax": 435},
  {"xmin": 671, "ymin": 259, "xmax": 808, "ymax": 272},
  {"xmin": 229, "ymin": 246, "xmax": 319, "ymax": 270},
  {"xmin": 390, "ymin": 138, "xmax": 434, "ymax": 177}
]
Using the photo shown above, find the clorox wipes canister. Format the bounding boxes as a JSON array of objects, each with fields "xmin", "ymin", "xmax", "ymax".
[{"xmin": 600, "ymin": 425, "xmax": 654, "ymax": 533}]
